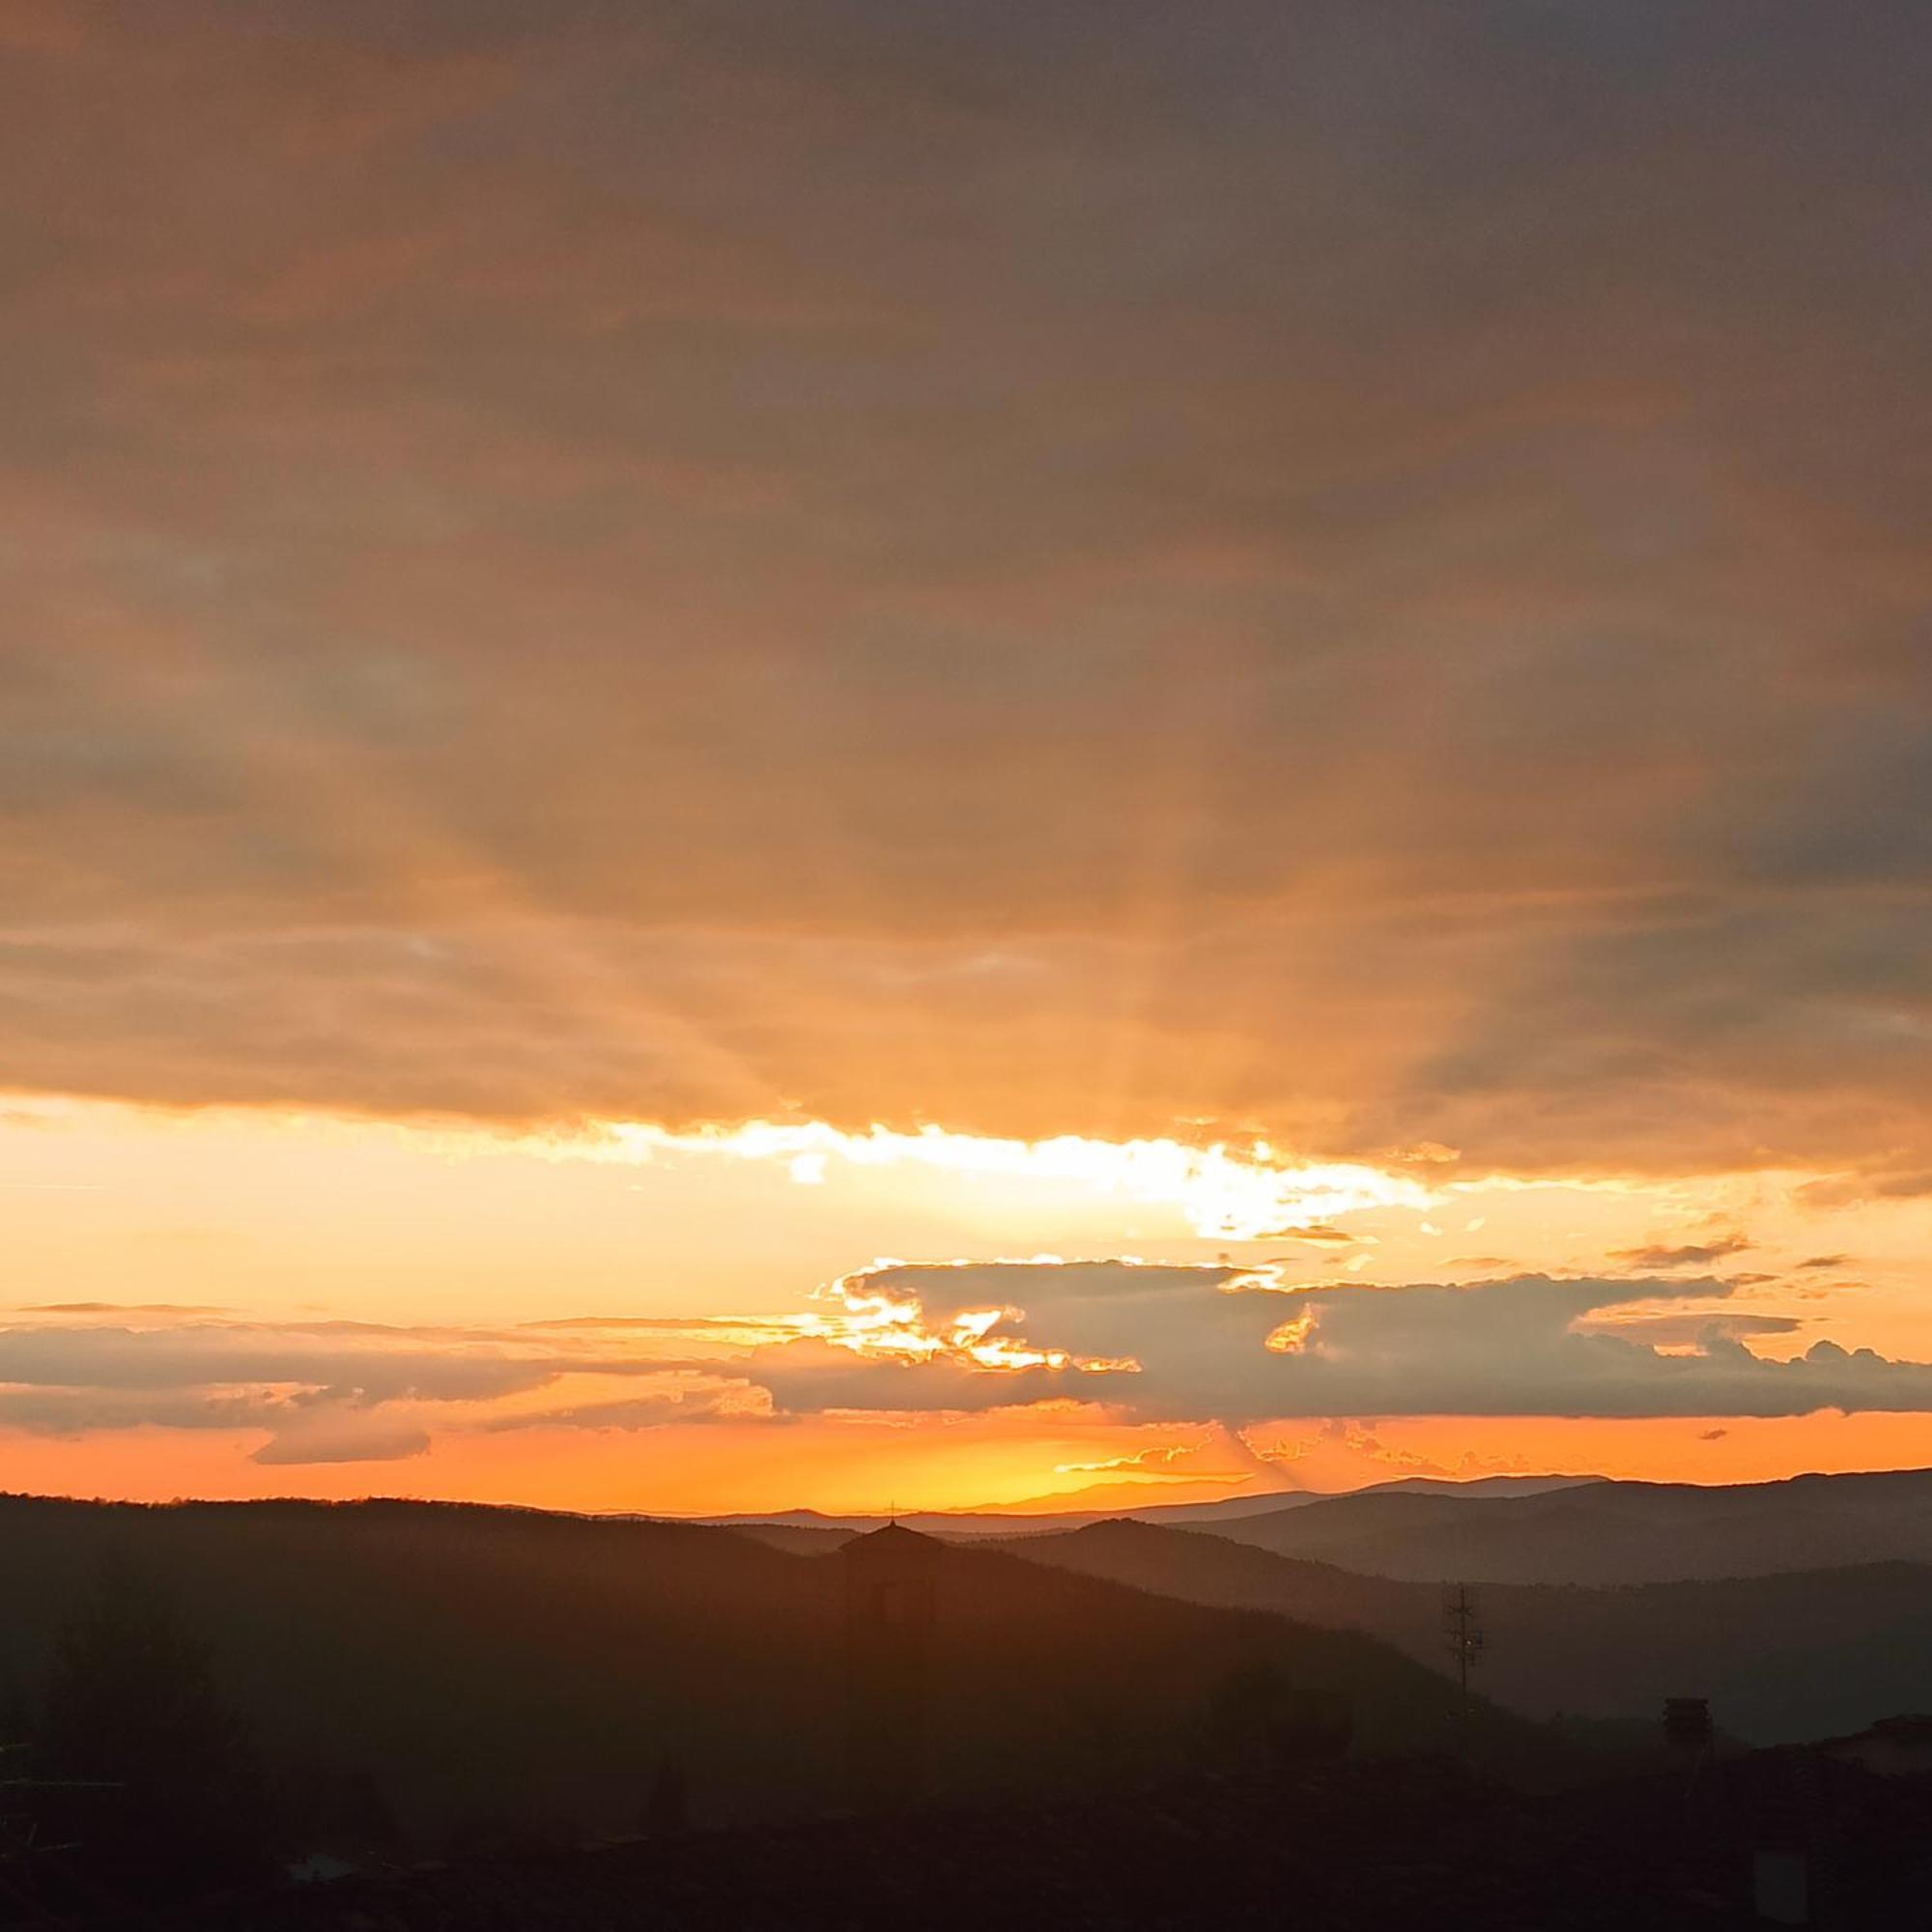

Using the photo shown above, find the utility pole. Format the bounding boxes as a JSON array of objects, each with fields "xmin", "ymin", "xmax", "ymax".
[{"xmin": 1444, "ymin": 1583, "xmax": 1484, "ymax": 1727}]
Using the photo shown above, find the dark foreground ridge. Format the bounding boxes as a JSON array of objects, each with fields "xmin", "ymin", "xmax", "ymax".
[
  {"xmin": 67, "ymin": 1749, "xmax": 1932, "ymax": 1931},
  {"xmin": 0, "ymin": 1492, "xmax": 1597, "ymax": 1855},
  {"xmin": 7, "ymin": 1491, "xmax": 1931, "ymax": 1926}
]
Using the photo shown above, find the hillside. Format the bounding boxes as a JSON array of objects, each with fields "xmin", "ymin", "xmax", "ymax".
[
  {"xmin": 235, "ymin": 1755, "xmax": 1797, "ymax": 1932},
  {"xmin": 1009, "ymin": 1518, "xmax": 1932, "ymax": 1743},
  {"xmin": 1204, "ymin": 1466, "xmax": 1932, "ymax": 1582},
  {"xmin": 0, "ymin": 1493, "xmax": 1568, "ymax": 1856}
]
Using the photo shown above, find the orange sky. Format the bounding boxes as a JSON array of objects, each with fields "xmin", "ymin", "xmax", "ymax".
[
  {"xmin": 1, "ymin": 2, "xmax": 1928, "ymax": 1511},
  {"xmin": 6, "ymin": 1383, "xmax": 1932, "ymax": 1519},
  {"xmin": 3, "ymin": 1098, "xmax": 1931, "ymax": 1509}
]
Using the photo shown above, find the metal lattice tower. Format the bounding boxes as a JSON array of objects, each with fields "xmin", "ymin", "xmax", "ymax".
[{"xmin": 1444, "ymin": 1583, "xmax": 1484, "ymax": 1724}]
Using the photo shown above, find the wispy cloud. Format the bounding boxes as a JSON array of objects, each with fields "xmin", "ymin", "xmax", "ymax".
[
  {"xmin": 1608, "ymin": 1236, "xmax": 1753, "ymax": 1271},
  {"xmin": 0, "ymin": 1312, "xmax": 736, "ymax": 1463}
]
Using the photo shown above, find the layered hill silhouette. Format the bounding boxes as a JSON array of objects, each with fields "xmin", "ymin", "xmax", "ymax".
[
  {"xmin": 0, "ymin": 1493, "xmax": 1574, "ymax": 1857},
  {"xmin": 1193, "ymin": 1466, "xmax": 1932, "ymax": 1583},
  {"xmin": 11, "ymin": 1470, "xmax": 1924, "ymax": 1867},
  {"xmin": 1006, "ymin": 1517, "xmax": 1932, "ymax": 1745},
  {"xmin": 713, "ymin": 1467, "xmax": 1932, "ymax": 1580},
  {"xmin": 697, "ymin": 1472, "xmax": 1594, "ymax": 1548},
  {"xmin": 701, "ymin": 1468, "xmax": 1932, "ymax": 1748}
]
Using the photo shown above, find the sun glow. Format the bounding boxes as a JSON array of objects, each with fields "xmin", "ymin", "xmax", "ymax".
[{"xmin": 581, "ymin": 1121, "xmax": 1431, "ymax": 1240}]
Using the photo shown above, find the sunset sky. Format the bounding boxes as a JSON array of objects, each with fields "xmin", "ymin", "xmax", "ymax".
[{"xmin": 4, "ymin": 0, "xmax": 1929, "ymax": 1513}]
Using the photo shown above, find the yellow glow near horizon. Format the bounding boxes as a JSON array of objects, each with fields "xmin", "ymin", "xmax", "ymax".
[{"xmin": 579, "ymin": 1120, "xmax": 1434, "ymax": 1240}]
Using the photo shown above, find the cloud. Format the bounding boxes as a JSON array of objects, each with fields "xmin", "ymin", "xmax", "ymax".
[
  {"xmin": 0, "ymin": 1387, "xmax": 284, "ymax": 1435},
  {"xmin": 1258, "ymin": 1418, "xmax": 1530, "ymax": 1488},
  {"xmin": 1796, "ymin": 1172, "xmax": 1932, "ymax": 1209},
  {"xmin": 0, "ymin": 1314, "xmax": 738, "ymax": 1463},
  {"xmin": 748, "ymin": 1262, "xmax": 1932, "ymax": 1423},
  {"xmin": 9, "ymin": 1253, "xmax": 1932, "ymax": 1461},
  {"xmin": 0, "ymin": 2, "xmax": 1922, "ymax": 1179},
  {"xmin": 742, "ymin": 1339, "xmax": 1068, "ymax": 1418},
  {"xmin": 476, "ymin": 1377, "xmax": 771, "ymax": 1434},
  {"xmin": 1583, "ymin": 1312, "xmax": 1804, "ymax": 1349},
  {"xmin": 0, "ymin": 1323, "xmax": 556, "ymax": 1404},
  {"xmin": 249, "ymin": 1412, "xmax": 432, "ymax": 1466},
  {"xmin": 0, "ymin": 1378, "xmax": 433, "ymax": 1466},
  {"xmin": 1608, "ymin": 1236, "xmax": 1753, "ymax": 1271},
  {"xmin": 1054, "ymin": 1445, "xmax": 1195, "ymax": 1477}
]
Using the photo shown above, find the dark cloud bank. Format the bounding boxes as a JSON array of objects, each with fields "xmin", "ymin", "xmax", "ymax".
[
  {"xmin": 0, "ymin": 1, "xmax": 1926, "ymax": 1176},
  {"xmin": 769, "ymin": 1264, "xmax": 1932, "ymax": 1423}
]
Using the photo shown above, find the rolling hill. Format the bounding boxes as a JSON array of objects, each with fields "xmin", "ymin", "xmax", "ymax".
[
  {"xmin": 1199, "ymin": 1466, "xmax": 1932, "ymax": 1583},
  {"xmin": 691, "ymin": 1472, "xmax": 1596, "ymax": 1546},
  {"xmin": 1008, "ymin": 1517, "xmax": 1932, "ymax": 1744},
  {"xmin": 0, "ymin": 1492, "xmax": 1578, "ymax": 1856}
]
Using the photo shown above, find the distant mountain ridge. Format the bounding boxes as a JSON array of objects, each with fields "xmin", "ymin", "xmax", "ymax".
[
  {"xmin": 1194, "ymin": 1466, "xmax": 1932, "ymax": 1583},
  {"xmin": 698, "ymin": 1468, "xmax": 1932, "ymax": 1581},
  {"xmin": 711, "ymin": 1467, "xmax": 1932, "ymax": 1744},
  {"xmin": 686, "ymin": 1472, "xmax": 1600, "ymax": 1546},
  {"xmin": 1004, "ymin": 1516, "xmax": 1932, "ymax": 1746}
]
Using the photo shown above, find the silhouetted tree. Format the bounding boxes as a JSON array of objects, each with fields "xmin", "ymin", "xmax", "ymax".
[{"xmin": 32, "ymin": 1559, "xmax": 274, "ymax": 1898}]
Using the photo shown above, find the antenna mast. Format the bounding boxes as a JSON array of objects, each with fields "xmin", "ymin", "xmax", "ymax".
[{"xmin": 1444, "ymin": 1583, "xmax": 1484, "ymax": 1725}]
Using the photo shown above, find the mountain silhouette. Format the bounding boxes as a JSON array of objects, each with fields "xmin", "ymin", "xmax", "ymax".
[
  {"xmin": 1190, "ymin": 1466, "xmax": 1932, "ymax": 1583},
  {"xmin": 696, "ymin": 1472, "xmax": 1596, "ymax": 1547},
  {"xmin": 1005, "ymin": 1515, "xmax": 1932, "ymax": 1743},
  {"xmin": 0, "ymin": 1493, "xmax": 1585, "ymax": 1858}
]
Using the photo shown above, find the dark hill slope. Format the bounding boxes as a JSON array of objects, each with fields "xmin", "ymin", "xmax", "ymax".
[
  {"xmin": 1010, "ymin": 1518, "xmax": 1932, "ymax": 1743},
  {"xmin": 0, "ymin": 1494, "xmax": 1566, "ymax": 1848},
  {"xmin": 228, "ymin": 1756, "xmax": 1791, "ymax": 1932},
  {"xmin": 1210, "ymin": 1466, "xmax": 1932, "ymax": 1582}
]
